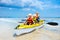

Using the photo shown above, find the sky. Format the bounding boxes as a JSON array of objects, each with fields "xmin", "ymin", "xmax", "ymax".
[{"xmin": 0, "ymin": 0, "xmax": 60, "ymax": 18}]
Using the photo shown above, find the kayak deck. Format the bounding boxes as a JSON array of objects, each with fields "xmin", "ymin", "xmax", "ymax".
[{"xmin": 16, "ymin": 20, "xmax": 44, "ymax": 29}]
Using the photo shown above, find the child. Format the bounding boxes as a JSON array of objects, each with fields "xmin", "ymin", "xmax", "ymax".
[
  {"xmin": 33, "ymin": 14, "xmax": 37, "ymax": 24},
  {"xmin": 26, "ymin": 14, "xmax": 33, "ymax": 25},
  {"xmin": 35, "ymin": 12, "xmax": 40, "ymax": 23}
]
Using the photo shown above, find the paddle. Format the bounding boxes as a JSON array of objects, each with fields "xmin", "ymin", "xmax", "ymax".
[
  {"xmin": 21, "ymin": 19, "xmax": 26, "ymax": 21},
  {"xmin": 15, "ymin": 25, "xmax": 20, "ymax": 29},
  {"xmin": 18, "ymin": 21, "xmax": 24, "ymax": 23},
  {"xmin": 18, "ymin": 17, "xmax": 27, "ymax": 23}
]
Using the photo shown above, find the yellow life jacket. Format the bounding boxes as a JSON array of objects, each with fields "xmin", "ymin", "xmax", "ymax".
[{"xmin": 33, "ymin": 17, "xmax": 36, "ymax": 22}]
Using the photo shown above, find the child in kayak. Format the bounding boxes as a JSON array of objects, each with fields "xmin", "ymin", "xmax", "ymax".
[
  {"xmin": 35, "ymin": 12, "xmax": 40, "ymax": 23},
  {"xmin": 25, "ymin": 14, "xmax": 33, "ymax": 25},
  {"xmin": 33, "ymin": 14, "xmax": 37, "ymax": 24}
]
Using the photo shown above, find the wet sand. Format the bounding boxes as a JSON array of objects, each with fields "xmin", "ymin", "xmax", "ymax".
[{"xmin": 16, "ymin": 28, "xmax": 60, "ymax": 40}]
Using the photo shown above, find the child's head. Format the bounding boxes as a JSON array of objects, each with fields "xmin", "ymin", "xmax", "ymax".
[
  {"xmin": 36, "ymin": 12, "xmax": 39, "ymax": 16},
  {"xmin": 28, "ymin": 14, "xmax": 32, "ymax": 18}
]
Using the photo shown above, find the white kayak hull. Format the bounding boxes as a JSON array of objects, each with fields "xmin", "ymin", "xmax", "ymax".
[{"xmin": 14, "ymin": 24, "xmax": 44, "ymax": 36}]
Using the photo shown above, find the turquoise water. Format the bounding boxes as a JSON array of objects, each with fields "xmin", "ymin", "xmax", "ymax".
[
  {"xmin": 0, "ymin": 18, "xmax": 60, "ymax": 27},
  {"xmin": 0, "ymin": 18, "xmax": 60, "ymax": 34}
]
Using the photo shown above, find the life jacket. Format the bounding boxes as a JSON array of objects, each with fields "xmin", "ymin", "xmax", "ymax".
[
  {"xmin": 35, "ymin": 16, "xmax": 40, "ymax": 22},
  {"xmin": 27, "ymin": 17, "xmax": 33, "ymax": 23},
  {"xmin": 33, "ymin": 17, "xmax": 36, "ymax": 22}
]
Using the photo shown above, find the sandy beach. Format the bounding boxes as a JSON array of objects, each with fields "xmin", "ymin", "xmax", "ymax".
[
  {"xmin": 16, "ymin": 27, "xmax": 60, "ymax": 40},
  {"xmin": 0, "ymin": 18, "xmax": 60, "ymax": 40},
  {"xmin": 15, "ymin": 18, "xmax": 60, "ymax": 40}
]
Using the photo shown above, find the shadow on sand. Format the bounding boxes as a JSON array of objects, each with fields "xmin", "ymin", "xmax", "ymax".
[
  {"xmin": 13, "ymin": 25, "xmax": 44, "ymax": 37},
  {"xmin": 13, "ymin": 29, "xmax": 36, "ymax": 37}
]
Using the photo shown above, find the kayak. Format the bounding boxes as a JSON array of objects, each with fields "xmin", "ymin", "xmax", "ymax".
[
  {"xmin": 14, "ymin": 20, "xmax": 44, "ymax": 36},
  {"xmin": 16, "ymin": 20, "xmax": 44, "ymax": 29}
]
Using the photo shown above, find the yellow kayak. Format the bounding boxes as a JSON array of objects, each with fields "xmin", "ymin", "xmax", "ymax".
[{"xmin": 16, "ymin": 20, "xmax": 44, "ymax": 29}]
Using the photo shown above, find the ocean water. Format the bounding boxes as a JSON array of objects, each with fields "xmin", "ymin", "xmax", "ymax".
[
  {"xmin": 0, "ymin": 18, "xmax": 60, "ymax": 29},
  {"xmin": 0, "ymin": 18, "xmax": 60, "ymax": 40}
]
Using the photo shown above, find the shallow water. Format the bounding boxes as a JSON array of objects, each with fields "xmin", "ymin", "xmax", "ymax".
[{"xmin": 42, "ymin": 18, "xmax": 60, "ymax": 34}]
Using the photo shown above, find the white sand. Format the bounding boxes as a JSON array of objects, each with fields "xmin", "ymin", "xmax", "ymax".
[
  {"xmin": 16, "ymin": 28, "xmax": 60, "ymax": 40},
  {"xmin": 0, "ymin": 18, "xmax": 60, "ymax": 40},
  {"xmin": 0, "ymin": 21, "xmax": 16, "ymax": 40}
]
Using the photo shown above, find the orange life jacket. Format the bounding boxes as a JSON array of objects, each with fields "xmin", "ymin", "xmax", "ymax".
[{"xmin": 27, "ymin": 17, "xmax": 33, "ymax": 23}]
